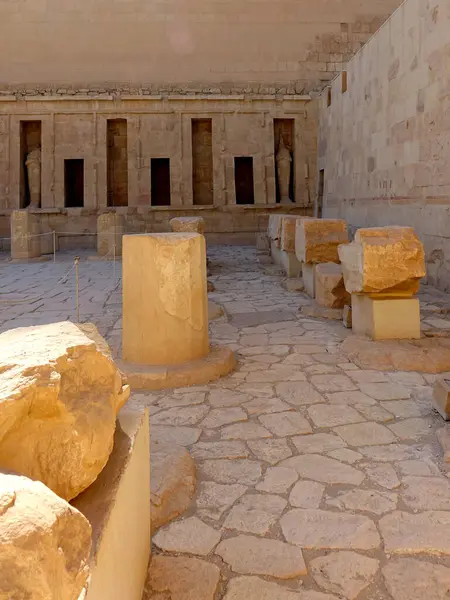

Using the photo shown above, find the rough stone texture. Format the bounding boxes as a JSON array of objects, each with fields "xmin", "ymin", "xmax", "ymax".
[
  {"xmin": 97, "ymin": 212, "xmax": 124, "ymax": 257},
  {"xmin": 201, "ymin": 459, "xmax": 262, "ymax": 485},
  {"xmin": 280, "ymin": 216, "xmax": 303, "ymax": 253},
  {"xmin": 256, "ymin": 466, "xmax": 298, "ymax": 493},
  {"xmin": 401, "ymin": 476, "xmax": 450, "ymax": 510},
  {"xmin": 338, "ymin": 227, "xmax": 425, "ymax": 294},
  {"xmin": 247, "ymin": 439, "xmax": 292, "ymax": 464},
  {"xmin": 307, "ymin": 404, "xmax": 365, "ymax": 428},
  {"xmin": 351, "ymin": 294, "xmax": 421, "ymax": 341},
  {"xmin": 0, "ymin": 321, "xmax": 129, "ymax": 501},
  {"xmin": 289, "ymin": 481, "xmax": 325, "ymax": 508},
  {"xmin": 383, "ymin": 558, "xmax": 450, "ymax": 600},
  {"xmin": 153, "ymin": 516, "xmax": 221, "ymax": 555},
  {"xmin": 310, "ymin": 552, "xmax": 379, "ymax": 599},
  {"xmin": 327, "ymin": 489, "xmax": 397, "ymax": 515},
  {"xmin": 0, "ymin": 473, "xmax": 91, "ymax": 600},
  {"xmin": 151, "ymin": 441, "xmax": 196, "ymax": 531},
  {"xmin": 364, "ymin": 463, "xmax": 400, "ymax": 489},
  {"xmin": 334, "ymin": 422, "xmax": 397, "ymax": 446},
  {"xmin": 216, "ymin": 535, "xmax": 306, "ymax": 578},
  {"xmin": 315, "ymin": 263, "xmax": 350, "ymax": 309},
  {"xmin": 281, "ymin": 509, "xmax": 380, "ymax": 549},
  {"xmin": 379, "ymin": 511, "xmax": 450, "ymax": 555},
  {"xmin": 341, "ymin": 336, "xmax": 450, "ymax": 373},
  {"xmin": 224, "ymin": 576, "xmax": 339, "ymax": 600},
  {"xmin": 144, "ymin": 556, "xmax": 220, "ymax": 600},
  {"xmin": 280, "ymin": 455, "xmax": 365, "ymax": 485},
  {"xmin": 224, "ymin": 493, "xmax": 287, "ymax": 534},
  {"xmin": 432, "ymin": 377, "xmax": 450, "ymax": 420},
  {"xmin": 10, "ymin": 210, "xmax": 41, "ymax": 260},
  {"xmin": 196, "ymin": 481, "xmax": 247, "ymax": 520},
  {"xmin": 295, "ymin": 219, "xmax": 348, "ymax": 264},
  {"xmin": 259, "ymin": 411, "xmax": 312, "ymax": 436},
  {"xmin": 170, "ymin": 216, "xmax": 205, "ymax": 234}
]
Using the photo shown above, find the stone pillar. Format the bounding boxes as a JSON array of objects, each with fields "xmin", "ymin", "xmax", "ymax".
[
  {"xmin": 97, "ymin": 212, "xmax": 124, "ymax": 257},
  {"xmin": 122, "ymin": 233, "xmax": 209, "ymax": 366},
  {"xmin": 10, "ymin": 210, "xmax": 41, "ymax": 259}
]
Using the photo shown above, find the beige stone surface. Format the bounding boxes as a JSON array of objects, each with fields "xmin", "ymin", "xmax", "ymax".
[
  {"xmin": 338, "ymin": 227, "xmax": 425, "ymax": 294},
  {"xmin": 302, "ymin": 262, "xmax": 316, "ymax": 297},
  {"xmin": 0, "ymin": 321, "xmax": 129, "ymax": 501},
  {"xmin": 271, "ymin": 243, "xmax": 303, "ymax": 278},
  {"xmin": 280, "ymin": 455, "xmax": 364, "ymax": 485},
  {"xmin": 196, "ymin": 481, "xmax": 247, "ymax": 520},
  {"xmin": 334, "ymin": 422, "xmax": 396, "ymax": 446},
  {"xmin": 0, "ymin": 473, "xmax": 91, "ymax": 600},
  {"xmin": 289, "ymin": 481, "xmax": 324, "ymax": 508},
  {"xmin": 216, "ymin": 535, "xmax": 306, "ymax": 579},
  {"xmin": 383, "ymin": 558, "xmax": 450, "ymax": 600},
  {"xmin": 307, "ymin": 404, "xmax": 364, "ymax": 428},
  {"xmin": 144, "ymin": 556, "xmax": 220, "ymax": 600},
  {"xmin": 259, "ymin": 411, "xmax": 312, "ymax": 436},
  {"xmin": 170, "ymin": 216, "xmax": 205, "ymax": 234},
  {"xmin": 153, "ymin": 516, "xmax": 221, "ymax": 555},
  {"xmin": 281, "ymin": 509, "xmax": 380, "ymax": 549},
  {"xmin": 256, "ymin": 466, "xmax": 298, "ymax": 493},
  {"xmin": 310, "ymin": 552, "xmax": 379, "ymax": 599},
  {"xmin": 224, "ymin": 576, "xmax": 339, "ymax": 600},
  {"xmin": 122, "ymin": 233, "xmax": 208, "ymax": 366},
  {"xmin": 201, "ymin": 459, "xmax": 262, "ymax": 485},
  {"xmin": 315, "ymin": 263, "xmax": 350, "ymax": 308},
  {"xmin": 295, "ymin": 219, "xmax": 348, "ymax": 264},
  {"xmin": 224, "ymin": 493, "xmax": 287, "ymax": 534},
  {"xmin": 10, "ymin": 209, "xmax": 41, "ymax": 259},
  {"xmin": 208, "ymin": 300, "xmax": 224, "ymax": 320},
  {"xmin": 379, "ymin": 511, "xmax": 450, "ymax": 554},
  {"xmin": 351, "ymin": 294, "xmax": 421, "ymax": 340},
  {"xmin": 401, "ymin": 476, "xmax": 450, "ymax": 510},
  {"xmin": 247, "ymin": 439, "xmax": 293, "ymax": 464},
  {"xmin": 97, "ymin": 212, "xmax": 124, "ymax": 257},
  {"xmin": 432, "ymin": 377, "xmax": 450, "ymax": 420},
  {"xmin": 150, "ymin": 440, "xmax": 196, "ymax": 531},
  {"xmin": 364, "ymin": 463, "xmax": 400, "ymax": 489},
  {"xmin": 327, "ymin": 489, "xmax": 397, "ymax": 515}
]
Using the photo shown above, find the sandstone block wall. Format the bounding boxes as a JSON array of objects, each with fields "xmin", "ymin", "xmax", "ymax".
[
  {"xmin": 0, "ymin": 0, "xmax": 400, "ymax": 95},
  {"xmin": 318, "ymin": 0, "xmax": 450, "ymax": 291}
]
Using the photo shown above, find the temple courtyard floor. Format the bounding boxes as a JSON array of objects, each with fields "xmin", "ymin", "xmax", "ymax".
[{"xmin": 2, "ymin": 245, "xmax": 450, "ymax": 599}]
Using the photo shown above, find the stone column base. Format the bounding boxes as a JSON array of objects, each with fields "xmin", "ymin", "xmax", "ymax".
[
  {"xmin": 352, "ymin": 294, "xmax": 421, "ymax": 340},
  {"xmin": 270, "ymin": 241, "xmax": 301, "ymax": 278},
  {"xmin": 302, "ymin": 263, "xmax": 316, "ymax": 298},
  {"xmin": 117, "ymin": 345, "xmax": 236, "ymax": 391}
]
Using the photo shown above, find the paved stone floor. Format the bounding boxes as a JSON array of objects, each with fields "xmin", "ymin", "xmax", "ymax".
[{"xmin": 2, "ymin": 246, "xmax": 450, "ymax": 599}]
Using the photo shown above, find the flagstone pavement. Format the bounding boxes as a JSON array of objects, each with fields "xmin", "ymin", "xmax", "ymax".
[{"xmin": 2, "ymin": 245, "xmax": 450, "ymax": 599}]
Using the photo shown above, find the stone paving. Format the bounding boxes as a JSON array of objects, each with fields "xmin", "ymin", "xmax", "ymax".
[{"xmin": 2, "ymin": 246, "xmax": 450, "ymax": 599}]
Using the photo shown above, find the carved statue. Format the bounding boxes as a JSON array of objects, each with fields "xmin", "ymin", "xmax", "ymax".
[
  {"xmin": 276, "ymin": 137, "xmax": 293, "ymax": 204},
  {"xmin": 25, "ymin": 148, "xmax": 41, "ymax": 209}
]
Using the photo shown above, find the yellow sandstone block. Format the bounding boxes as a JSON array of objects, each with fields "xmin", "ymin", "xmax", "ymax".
[{"xmin": 351, "ymin": 294, "xmax": 421, "ymax": 340}]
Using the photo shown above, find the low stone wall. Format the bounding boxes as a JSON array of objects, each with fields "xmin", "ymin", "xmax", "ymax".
[{"xmin": 0, "ymin": 205, "xmax": 312, "ymax": 250}]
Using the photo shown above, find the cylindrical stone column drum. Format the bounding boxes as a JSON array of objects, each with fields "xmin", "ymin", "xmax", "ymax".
[{"xmin": 122, "ymin": 233, "xmax": 209, "ymax": 366}]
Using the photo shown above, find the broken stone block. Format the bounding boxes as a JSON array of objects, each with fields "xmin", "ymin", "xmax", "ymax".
[
  {"xmin": 432, "ymin": 378, "xmax": 450, "ymax": 420},
  {"xmin": 280, "ymin": 215, "xmax": 301, "ymax": 253},
  {"xmin": 315, "ymin": 262, "xmax": 350, "ymax": 308},
  {"xmin": 296, "ymin": 218, "xmax": 348, "ymax": 264},
  {"xmin": 97, "ymin": 211, "xmax": 124, "ymax": 257},
  {"xmin": 0, "ymin": 473, "xmax": 91, "ymax": 600},
  {"xmin": 267, "ymin": 214, "xmax": 285, "ymax": 247},
  {"xmin": 170, "ymin": 216, "xmax": 205, "ymax": 234},
  {"xmin": 338, "ymin": 226, "xmax": 426, "ymax": 294},
  {"xmin": 270, "ymin": 241, "xmax": 302, "ymax": 278},
  {"xmin": 352, "ymin": 294, "xmax": 421, "ymax": 340},
  {"xmin": 256, "ymin": 232, "xmax": 270, "ymax": 251},
  {"xmin": 343, "ymin": 304, "xmax": 352, "ymax": 328},
  {"xmin": 0, "ymin": 321, "xmax": 130, "ymax": 501},
  {"xmin": 10, "ymin": 210, "xmax": 41, "ymax": 259},
  {"xmin": 302, "ymin": 262, "xmax": 316, "ymax": 297}
]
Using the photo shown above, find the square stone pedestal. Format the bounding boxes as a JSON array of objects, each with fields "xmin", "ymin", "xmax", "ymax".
[
  {"xmin": 10, "ymin": 210, "xmax": 42, "ymax": 260},
  {"xmin": 352, "ymin": 294, "xmax": 420, "ymax": 340},
  {"xmin": 270, "ymin": 241, "xmax": 302, "ymax": 278},
  {"xmin": 432, "ymin": 378, "xmax": 450, "ymax": 420},
  {"xmin": 74, "ymin": 407, "xmax": 150, "ymax": 600},
  {"xmin": 97, "ymin": 212, "xmax": 124, "ymax": 258},
  {"xmin": 302, "ymin": 263, "xmax": 316, "ymax": 298}
]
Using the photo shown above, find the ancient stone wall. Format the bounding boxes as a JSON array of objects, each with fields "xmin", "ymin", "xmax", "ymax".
[
  {"xmin": 319, "ymin": 0, "xmax": 450, "ymax": 291},
  {"xmin": 0, "ymin": 0, "xmax": 400, "ymax": 95}
]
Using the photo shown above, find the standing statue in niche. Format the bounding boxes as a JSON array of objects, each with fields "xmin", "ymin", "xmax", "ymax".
[
  {"xmin": 276, "ymin": 137, "xmax": 293, "ymax": 204},
  {"xmin": 25, "ymin": 148, "xmax": 41, "ymax": 209}
]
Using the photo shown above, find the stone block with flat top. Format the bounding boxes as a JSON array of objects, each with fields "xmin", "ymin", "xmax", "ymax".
[
  {"xmin": 432, "ymin": 378, "xmax": 450, "ymax": 420},
  {"xmin": 302, "ymin": 262, "xmax": 316, "ymax": 298},
  {"xmin": 351, "ymin": 294, "xmax": 420, "ymax": 341},
  {"xmin": 97, "ymin": 212, "xmax": 124, "ymax": 257},
  {"xmin": 315, "ymin": 262, "xmax": 350, "ymax": 308},
  {"xmin": 295, "ymin": 218, "xmax": 348, "ymax": 264},
  {"xmin": 170, "ymin": 216, "xmax": 205, "ymax": 234},
  {"xmin": 339, "ymin": 226, "xmax": 425, "ymax": 294},
  {"xmin": 10, "ymin": 210, "xmax": 41, "ymax": 260}
]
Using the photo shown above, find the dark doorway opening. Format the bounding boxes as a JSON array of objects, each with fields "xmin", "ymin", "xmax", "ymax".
[
  {"xmin": 107, "ymin": 119, "xmax": 128, "ymax": 206},
  {"xmin": 64, "ymin": 159, "xmax": 84, "ymax": 207},
  {"xmin": 192, "ymin": 118, "xmax": 213, "ymax": 205},
  {"xmin": 151, "ymin": 158, "xmax": 171, "ymax": 206},
  {"xmin": 234, "ymin": 157, "xmax": 254, "ymax": 205},
  {"xmin": 20, "ymin": 121, "xmax": 42, "ymax": 208}
]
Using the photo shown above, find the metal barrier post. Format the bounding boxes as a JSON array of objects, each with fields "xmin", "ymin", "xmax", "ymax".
[{"xmin": 74, "ymin": 256, "xmax": 80, "ymax": 323}]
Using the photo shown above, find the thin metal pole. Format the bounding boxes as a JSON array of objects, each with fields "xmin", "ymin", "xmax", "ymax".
[
  {"xmin": 75, "ymin": 256, "xmax": 80, "ymax": 323},
  {"xmin": 53, "ymin": 230, "xmax": 56, "ymax": 263},
  {"xmin": 113, "ymin": 243, "xmax": 116, "ymax": 282}
]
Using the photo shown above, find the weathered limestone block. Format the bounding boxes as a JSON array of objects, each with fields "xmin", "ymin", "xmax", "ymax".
[
  {"xmin": 315, "ymin": 262, "xmax": 351, "ymax": 308},
  {"xmin": 296, "ymin": 218, "xmax": 348, "ymax": 264},
  {"xmin": 432, "ymin": 378, "xmax": 450, "ymax": 420},
  {"xmin": 10, "ymin": 209, "xmax": 41, "ymax": 259},
  {"xmin": 352, "ymin": 294, "xmax": 421, "ymax": 340},
  {"xmin": 302, "ymin": 263, "xmax": 316, "ymax": 298},
  {"xmin": 271, "ymin": 241, "xmax": 302, "ymax": 278},
  {"xmin": 170, "ymin": 216, "xmax": 205, "ymax": 234},
  {"xmin": 0, "ymin": 321, "xmax": 130, "ymax": 501},
  {"xmin": 338, "ymin": 227, "xmax": 426, "ymax": 294},
  {"xmin": 97, "ymin": 212, "xmax": 124, "ymax": 257},
  {"xmin": 343, "ymin": 305, "xmax": 353, "ymax": 328},
  {"xmin": 267, "ymin": 214, "xmax": 289, "ymax": 248},
  {"xmin": 0, "ymin": 473, "xmax": 91, "ymax": 600},
  {"xmin": 74, "ymin": 408, "xmax": 150, "ymax": 600},
  {"xmin": 256, "ymin": 232, "xmax": 270, "ymax": 252},
  {"xmin": 280, "ymin": 216, "xmax": 301, "ymax": 253},
  {"xmin": 123, "ymin": 233, "xmax": 209, "ymax": 366}
]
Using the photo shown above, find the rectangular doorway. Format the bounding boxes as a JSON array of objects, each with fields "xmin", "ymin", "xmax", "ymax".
[
  {"xmin": 274, "ymin": 118, "xmax": 294, "ymax": 204},
  {"xmin": 64, "ymin": 159, "xmax": 84, "ymax": 207},
  {"xmin": 20, "ymin": 120, "xmax": 42, "ymax": 208},
  {"xmin": 234, "ymin": 157, "xmax": 255, "ymax": 205},
  {"xmin": 151, "ymin": 158, "xmax": 171, "ymax": 206},
  {"xmin": 107, "ymin": 119, "xmax": 128, "ymax": 206},
  {"xmin": 192, "ymin": 118, "xmax": 213, "ymax": 205}
]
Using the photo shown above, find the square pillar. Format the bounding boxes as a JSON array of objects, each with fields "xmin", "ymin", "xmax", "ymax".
[
  {"xmin": 352, "ymin": 294, "xmax": 421, "ymax": 340},
  {"xmin": 10, "ymin": 210, "xmax": 41, "ymax": 259},
  {"xmin": 97, "ymin": 212, "xmax": 124, "ymax": 256}
]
